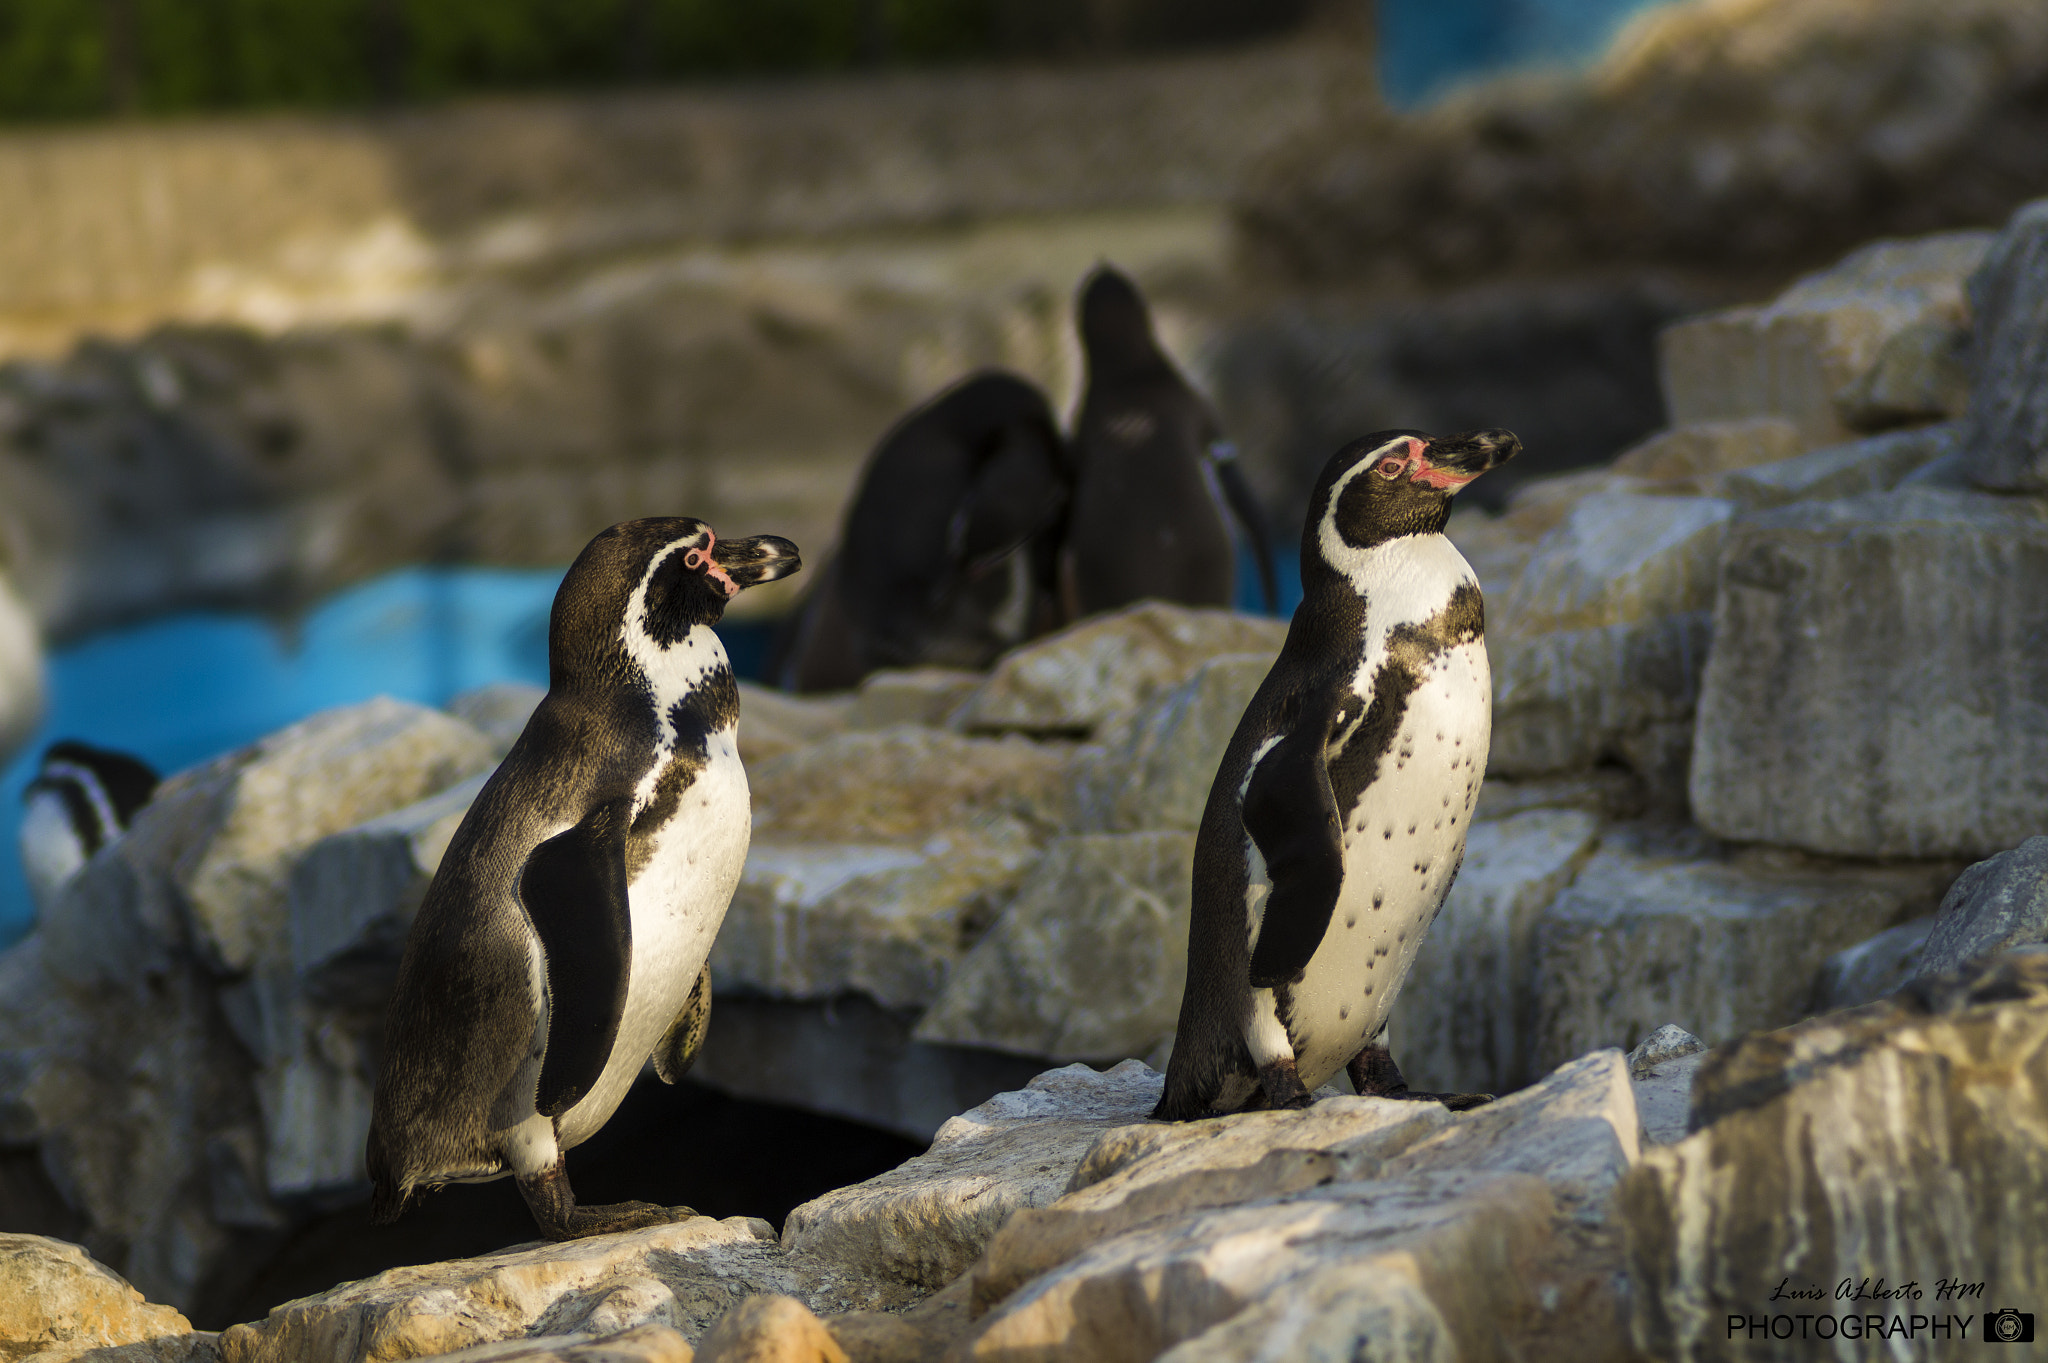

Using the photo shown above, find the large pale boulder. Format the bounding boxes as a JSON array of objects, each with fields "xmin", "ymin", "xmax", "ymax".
[
  {"xmin": 1390, "ymin": 807, "xmax": 1604, "ymax": 1095},
  {"xmin": 733, "ymin": 683, "xmax": 854, "ymax": 764},
  {"xmin": 1488, "ymin": 490, "xmax": 1733, "ymax": 783},
  {"xmin": 1913, "ymin": 836, "xmax": 2048, "ymax": 980},
  {"xmin": 0, "ymin": 1236, "xmax": 195, "ymax": 1363},
  {"xmin": 953, "ymin": 602, "xmax": 1286, "ymax": 735},
  {"xmin": 1690, "ymin": 487, "xmax": 2048, "ymax": 857},
  {"xmin": 713, "ymin": 832, "xmax": 1037, "ymax": 1010},
  {"xmin": 782, "ymin": 1060, "xmax": 1163, "ymax": 1295},
  {"xmin": 1623, "ymin": 949, "xmax": 2048, "ymax": 1360},
  {"xmin": 747, "ymin": 727, "xmax": 1074, "ymax": 845},
  {"xmin": 1528, "ymin": 834, "xmax": 1952, "ymax": 1076},
  {"xmin": 1069, "ymin": 653, "xmax": 1271, "ymax": 833},
  {"xmin": 913, "ymin": 833, "xmax": 1196, "ymax": 1062},
  {"xmin": 1963, "ymin": 197, "xmax": 2048, "ymax": 490},
  {"xmin": 1658, "ymin": 232, "xmax": 1993, "ymax": 448},
  {"xmin": 1608, "ymin": 417, "xmax": 1802, "ymax": 490},
  {"xmin": 1717, "ymin": 420, "xmax": 1958, "ymax": 511}
]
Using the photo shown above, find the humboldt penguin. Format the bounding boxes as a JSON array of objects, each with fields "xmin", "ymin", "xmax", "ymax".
[
  {"xmin": 773, "ymin": 371, "xmax": 1067, "ymax": 692},
  {"xmin": 1061, "ymin": 266, "xmax": 1277, "ymax": 619},
  {"xmin": 1154, "ymin": 428, "xmax": 1520, "ymax": 1121},
  {"xmin": 18, "ymin": 741, "xmax": 159, "ymax": 915},
  {"xmin": 368, "ymin": 519, "xmax": 800, "ymax": 1238}
]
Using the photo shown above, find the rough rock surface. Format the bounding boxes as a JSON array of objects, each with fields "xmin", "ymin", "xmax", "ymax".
[
  {"xmin": 1717, "ymin": 420, "xmax": 1957, "ymax": 510},
  {"xmin": 445, "ymin": 682, "xmax": 545, "ymax": 759},
  {"xmin": 913, "ymin": 833, "xmax": 1197, "ymax": 1062},
  {"xmin": 1812, "ymin": 916, "xmax": 1935, "ymax": 1012},
  {"xmin": 747, "ymin": 727, "xmax": 1074, "ymax": 845},
  {"xmin": 847, "ymin": 669, "xmax": 984, "ymax": 731},
  {"xmin": 952, "ymin": 603, "xmax": 1285, "ymax": 736},
  {"xmin": 783, "ymin": 1061, "xmax": 1163, "ymax": 1295},
  {"xmin": 1691, "ymin": 487, "xmax": 2048, "ymax": 857},
  {"xmin": 1390, "ymin": 807, "xmax": 1604, "ymax": 1095},
  {"xmin": 0, "ymin": 1235, "xmax": 196, "ymax": 1363},
  {"xmin": 1963, "ymin": 198, "xmax": 2048, "ymax": 490},
  {"xmin": 1623, "ymin": 949, "xmax": 2048, "ymax": 1361},
  {"xmin": 1069, "ymin": 654, "xmax": 1271, "ymax": 834},
  {"xmin": 732, "ymin": 684, "xmax": 855, "ymax": 765},
  {"xmin": 1528, "ymin": 830, "xmax": 1951, "ymax": 1075},
  {"xmin": 1914, "ymin": 836, "xmax": 2048, "ymax": 981},
  {"xmin": 693, "ymin": 1295, "xmax": 846, "ymax": 1363},
  {"xmin": 1607, "ymin": 417, "xmax": 1802, "ymax": 489},
  {"xmin": 1626, "ymin": 1028, "xmax": 1708, "ymax": 1148}
]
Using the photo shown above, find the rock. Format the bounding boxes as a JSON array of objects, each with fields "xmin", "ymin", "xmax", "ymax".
[
  {"xmin": 214, "ymin": 1215, "xmax": 890, "ymax": 1363},
  {"xmin": 1609, "ymin": 417, "xmax": 1803, "ymax": 488},
  {"xmin": 952, "ymin": 603, "xmax": 1285, "ymax": 736},
  {"xmin": 847, "ymin": 670, "xmax": 984, "ymax": 731},
  {"xmin": 1717, "ymin": 420, "xmax": 1958, "ymax": 511},
  {"xmin": 1629, "ymin": 1055, "xmax": 1706, "ymax": 1151},
  {"xmin": 694, "ymin": 1296, "xmax": 846, "ymax": 1363},
  {"xmin": 1068, "ymin": 654, "xmax": 1271, "ymax": 833},
  {"xmin": 782, "ymin": 1060, "xmax": 1162, "ymax": 1296},
  {"xmin": 1914, "ymin": 836, "xmax": 2048, "ymax": 981},
  {"xmin": 418, "ymin": 1325, "xmax": 695, "ymax": 1363},
  {"xmin": 747, "ymin": 727, "xmax": 1074, "ymax": 846},
  {"xmin": 0, "ymin": 1235, "xmax": 194, "ymax": 1363},
  {"xmin": 1834, "ymin": 319, "xmax": 1972, "ymax": 430},
  {"xmin": 1388, "ymin": 808, "xmax": 1604, "ymax": 1095},
  {"xmin": 912, "ymin": 833, "xmax": 1196, "ymax": 1062},
  {"xmin": 1964, "ymin": 198, "xmax": 2048, "ymax": 490},
  {"xmin": 1624, "ymin": 1024, "xmax": 1706, "ymax": 1079},
  {"xmin": 0, "ymin": 570, "xmax": 43, "ymax": 771},
  {"xmin": 1622, "ymin": 950, "xmax": 2048, "ymax": 1358},
  {"xmin": 712, "ymin": 832, "xmax": 1037, "ymax": 1010},
  {"xmin": 1488, "ymin": 490, "xmax": 1733, "ymax": 784},
  {"xmin": 1658, "ymin": 233, "xmax": 1993, "ymax": 448},
  {"xmin": 734, "ymin": 685, "xmax": 855, "ymax": 765},
  {"xmin": 1471, "ymin": 770, "xmax": 1645, "ymax": 822},
  {"xmin": 1690, "ymin": 487, "xmax": 2048, "ymax": 857},
  {"xmin": 1813, "ymin": 917, "xmax": 1936, "ymax": 1012},
  {"xmin": 1528, "ymin": 832, "xmax": 1953, "ymax": 1077},
  {"xmin": 445, "ymin": 682, "xmax": 545, "ymax": 758}
]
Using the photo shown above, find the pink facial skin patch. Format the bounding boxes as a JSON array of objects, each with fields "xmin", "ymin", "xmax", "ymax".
[
  {"xmin": 684, "ymin": 535, "xmax": 740, "ymax": 597},
  {"xmin": 1409, "ymin": 440, "xmax": 1482, "ymax": 491}
]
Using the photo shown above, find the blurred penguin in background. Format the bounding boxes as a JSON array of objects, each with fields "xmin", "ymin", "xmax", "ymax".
[
  {"xmin": 1061, "ymin": 265, "xmax": 1277, "ymax": 619},
  {"xmin": 774, "ymin": 371, "xmax": 1069, "ymax": 692},
  {"xmin": 19, "ymin": 740, "xmax": 159, "ymax": 915}
]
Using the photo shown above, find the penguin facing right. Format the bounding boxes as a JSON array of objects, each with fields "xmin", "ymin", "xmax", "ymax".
[
  {"xmin": 1154, "ymin": 428, "xmax": 1520, "ymax": 1121},
  {"xmin": 19, "ymin": 741, "xmax": 159, "ymax": 915},
  {"xmin": 774, "ymin": 371, "xmax": 1067, "ymax": 692},
  {"xmin": 1061, "ymin": 266, "xmax": 1277, "ymax": 619}
]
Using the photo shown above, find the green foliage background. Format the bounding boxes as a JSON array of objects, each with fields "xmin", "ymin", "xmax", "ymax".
[{"xmin": 0, "ymin": 0, "xmax": 1307, "ymax": 121}]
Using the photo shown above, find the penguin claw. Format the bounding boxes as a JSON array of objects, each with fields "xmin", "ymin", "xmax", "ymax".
[{"xmin": 518, "ymin": 1162, "xmax": 698, "ymax": 1240}]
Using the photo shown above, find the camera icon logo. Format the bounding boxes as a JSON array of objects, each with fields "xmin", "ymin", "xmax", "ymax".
[{"xmin": 1987, "ymin": 1308, "xmax": 2034, "ymax": 1343}]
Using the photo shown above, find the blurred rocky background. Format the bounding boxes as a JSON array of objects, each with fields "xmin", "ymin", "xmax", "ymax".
[{"xmin": 5, "ymin": 0, "xmax": 2048, "ymax": 1360}]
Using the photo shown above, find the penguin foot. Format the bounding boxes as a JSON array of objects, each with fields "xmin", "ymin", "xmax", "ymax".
[
  {"xmin": 517, "ymin": 1162, "xmax": 697, "ymax": 1241},
  {"xmin": 1249, "ymin": 1058, "xmax": 1314, "ymax": 1111},
  {"xmin": 1388, "ymin": 1089, "xmax": 1496, "ymax": 1112},
  {"xmin": 1345, "ymin": 1045, "xmax": 1493, "ymax": 1110}
]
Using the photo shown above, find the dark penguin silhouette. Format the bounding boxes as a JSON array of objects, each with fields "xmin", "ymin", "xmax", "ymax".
[
  {"xmin": 1154, "ymin": 428, "xmax": 1520, "ymax": 1121},
  {"xmin": 18, "ymin": 741, "xmax": 159, "ymax": 915},
  {"xmin": 369, "ymin": 518, "xmax": 800, "ymax": 1239},
  {"xmin": 774, "ymin": 371, "xmax": 1067, "ymax": 692},
  {"xmin": 1061, "ymin": 266, "xmax": 1276, "ymax": 620}
]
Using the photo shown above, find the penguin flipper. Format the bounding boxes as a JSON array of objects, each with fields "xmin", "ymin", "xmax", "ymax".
[
  {"xmin": 1242, "ymin": 725, "xmax": 1344, "ymax": 990},
  {"xmin": 652, "ymin": 964, "xmax": 712, "ymax": 1085},
  {"xmin": 1210, "ymin": 446, "xmax": 1279, "ymax": 614},
  {"xmin": 520, "ymin": 802, "xmax": 634, "ymax": 1119}
]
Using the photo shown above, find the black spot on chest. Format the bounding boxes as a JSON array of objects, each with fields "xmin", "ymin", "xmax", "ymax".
[
  {"xmin": 1326, "ymin": 581, "xmax": 1484, "ymax": 818},
  {"xmin": 626, "ymin": 665, "xmax": 739, "ymax": 874}
]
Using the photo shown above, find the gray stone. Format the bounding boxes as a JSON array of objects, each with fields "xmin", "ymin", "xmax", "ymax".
[
  {"xmin": 1624, "ymin": 1024, "xmax": 1705, "ymax": 1079},
  {"xmin": 1691, "ymin": 487, "xmax": 2048, "ymax": 857},
  {"xmin": 0, "ymin": 570, "xmax": 42, "ymax": 770},
  {"xmin": 1717, "ymin": 421, "xmax": 1958, "ymax": 511},
  {"xmin": 1914, "ymin": 836, "xmax": 2048, "ymax": 981},
  {"xmin": 1623, "ymin": 950, "xmax": 2048, "ymax": 1361},
  {"xmin": 1630, "ymin": 1051, "xmax": 1706, "ymax": 1149},
  {"xmin": 1470, "ymin": 770, "xmax": 1645, "ymax": 822},
  {"xmin": 1389, "ymin": 808, "xmax": 1604, "ymax": 1096},
  {"xmin": 1608, "ymin": 417, "xmax": 1802, "ymax": 488},
  {"xmin": 847, "ymin": 669, "xmax": 984, "ymax": 730},
  {"xmin": 1529, "ymin": 833, "xmax": 1952, "ymax": 1077},
  {"xmin": 1488, "ymin": 490, "xmax": 1732, "ymax": 782},
  {"xmin": 953, "ymin": 602, "xmax": 1285, "ymax": 736},
  {"xmin": 1964, "ymin": 198, "xmax": 2048, "ymax": 490},
  {"xmin": 1069, "ymin": 653, "xmax": 1271, "ymax": 834},
  {"xmin": 445, "ymin": 682, "xmax": 545, "ymax": 759},
  {"xmin": 732, "ymin": 683, "xmax": 854, "ymax": 764},
  {"xmin": 782, "ymin": 1060, "xmax": 1163, "ymax": 1295},
  {"xmin": 1833, "ymin": 319, "xmax": 1972, "ymax": 430},
  {"xmin": 1813, "ymin": 916, "xmax": 1936, "ymax": 1012},
  {"xmin": 912, "ymin": 833, "xmax": 1196, "ymax": 1062}
]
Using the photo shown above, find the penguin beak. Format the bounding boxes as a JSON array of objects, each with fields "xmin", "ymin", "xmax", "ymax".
[
  {"xmin": 712, "ymin": 535, "xmax": 803, "ymax": 590},
  {"xmin": 1415, "ymin": 429, "xmax": 1521, "ymax": 492}
]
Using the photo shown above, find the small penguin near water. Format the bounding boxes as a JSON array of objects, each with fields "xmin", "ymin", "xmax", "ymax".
[
  {"xmin": 1154, "ymin": 428, "xmax": 1520, "ymax": 1121},
  {"xmin": 1062, "ymin": 265, "xmax": 1277, "ymax": 619},
  {"xmin": 368, "ymin": 518, "xmax": 799, "ymax": 1239},
  {"xmin": 19, "ymin": 741, "xmax": 159, "ymax": 915},
  {"xmin": 774, "ymin": 371, "xmax": 1067, "ymax": 692}
]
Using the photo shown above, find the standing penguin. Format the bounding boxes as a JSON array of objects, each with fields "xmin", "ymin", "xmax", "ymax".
[
  {"xmin": 1154, "ymin": 428, "xmax": 1520, "ymax": 1121},
  {"xmin": 18, "ymin": 741, "xmax": 159, "ymax": 915},
  {"xmin": 1061, "ymin": 266, "xmax": 1276, "ymax": 619},
  {"xmin": 368, "ymin": 518, "xmax": 799, "ymax": 1239},
  {"xmin": 774, "ymin": 371, "xmax": 1067, "ymax": 692}
]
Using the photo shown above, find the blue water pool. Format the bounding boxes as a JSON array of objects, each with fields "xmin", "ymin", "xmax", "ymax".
[{"xmin": 1379, "ymin": 0, "xmax": 1679, "ymax": 108}]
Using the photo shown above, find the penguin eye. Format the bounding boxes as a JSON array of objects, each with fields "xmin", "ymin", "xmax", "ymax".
[
  {"xmin": 683, "ymin": 549, "xmax": 707, "ymax": 570},
  {"xmin": 1375, "ymin": 458, "xmax": 1405, "ymax": 479}
]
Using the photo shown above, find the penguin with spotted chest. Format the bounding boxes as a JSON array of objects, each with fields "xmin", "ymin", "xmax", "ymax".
[
  {"xmin": 368, "ymin": 518, "xmax": 799, "ymax": 1239},
  {"xmin": 1155, "ymin": 429, "xmax": 1520, "ymax": 1121}
]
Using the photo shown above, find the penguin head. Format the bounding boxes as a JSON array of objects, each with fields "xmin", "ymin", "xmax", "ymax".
[
  {"xmin": 1311, "ymin": 428, "xmax": 1521, "ymax": 552},
  {"xmin": 551, "ymin": 519, "xmax": 802, "ymax": 681},
  {"xmin": 1077, "ymin": 265, "xmax": 1170, "ymax": 380},
  {"xmin": 19, "ymin": 740, "xmax": 159, "ymax": 914}
]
